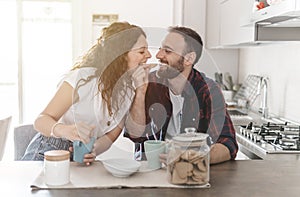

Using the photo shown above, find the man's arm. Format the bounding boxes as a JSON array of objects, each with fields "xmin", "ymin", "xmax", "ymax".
[
  {"xmin": 209, "ymin": 143, "xmax": 231, "ymax": 164},
  {"xmin": 204, "ymin": 81, "xmax": 238, "ymax": 164},
  {"xmin": 214, "ymin": 110, "xmax": 238, "ymax": 162}
]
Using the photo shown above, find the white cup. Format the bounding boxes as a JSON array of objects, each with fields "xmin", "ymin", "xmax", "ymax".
[{"xmin": 44, "ymin": 150, "xmax": 70, "ymax": 186}]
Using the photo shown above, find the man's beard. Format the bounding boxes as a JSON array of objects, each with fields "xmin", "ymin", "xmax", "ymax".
[{"xmin": 156, "ymin": 57, "xmax": 184, "ymax": 79}]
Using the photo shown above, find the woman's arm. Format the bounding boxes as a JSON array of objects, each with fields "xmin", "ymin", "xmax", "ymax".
[
  {"xmin": 124, "ymin": 64, "xmax": 154, "ymax": 138},
  {"xmin": 125, "ymin": 88, "xmax": 147, "ymax": 138},
  {"xmin": 34, "ymin": 82, "xmax": 94, "ymax": 143},
  {"xmin": 83, "ymin": 121, "xmax": 124, "ymax": 165},
  {"xmin": 93, "ymin": 126, "xmax": 123, "ymax": 156}
]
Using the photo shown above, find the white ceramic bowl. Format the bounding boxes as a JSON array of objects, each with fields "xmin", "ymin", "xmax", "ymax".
[{"xmin": 102, "ymin": 158, "xmax": 141, "ymax": 178}]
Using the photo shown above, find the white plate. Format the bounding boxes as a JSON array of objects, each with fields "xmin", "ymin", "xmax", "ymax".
[{"xmin": 102, "ymin": 158, "xmax": 141, "ymax": 178}]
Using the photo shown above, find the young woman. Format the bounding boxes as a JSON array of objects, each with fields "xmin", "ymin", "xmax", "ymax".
[{"xmin": 22, "ymin": 22, "xmax": 152, "ymax": 165}]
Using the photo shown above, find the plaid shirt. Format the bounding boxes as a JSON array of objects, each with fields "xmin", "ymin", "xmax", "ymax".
[{"xmin": 124, "ymin": 68, "xmax": 238, "ymax": 160}]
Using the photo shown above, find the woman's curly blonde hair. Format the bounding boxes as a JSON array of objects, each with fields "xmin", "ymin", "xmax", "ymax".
[{"xmin": 72, "ymin": 22, "xmax": 146, "ymax": 116}]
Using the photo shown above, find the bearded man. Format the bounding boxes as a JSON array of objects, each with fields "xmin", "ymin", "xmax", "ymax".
[{"xmin": 124, "ymin": 26, "xmax": 238, "ymax": 164}]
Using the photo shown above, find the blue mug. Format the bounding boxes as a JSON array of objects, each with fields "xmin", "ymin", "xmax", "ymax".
[{"xmin": 73, "ymin": 137, "xmax": 96, "ymax": 163}]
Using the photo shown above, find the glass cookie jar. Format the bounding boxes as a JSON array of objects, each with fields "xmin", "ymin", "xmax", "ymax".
[{"xmin": 167, "ymin": 128, "xmax": 210, "ymax": 185}]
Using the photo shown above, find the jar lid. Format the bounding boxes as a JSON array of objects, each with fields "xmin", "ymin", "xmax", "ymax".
[
  {"xmin": 44, "ymin": 150, "xmax": 70, "ymax": 161},
  {"xmin": 172, "ymin": 133, "xmax": 209, "ymax": 142},
  {"xmin": 172, "ymin": 129, "xmax": 209, "ymax": 142}
]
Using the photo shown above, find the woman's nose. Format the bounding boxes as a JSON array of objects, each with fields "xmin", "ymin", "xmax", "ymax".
[{"xmin": 146, "ymin": 50, "xmax": 152, "ymax": 59}]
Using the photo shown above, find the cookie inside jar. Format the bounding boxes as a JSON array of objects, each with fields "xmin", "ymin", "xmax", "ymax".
[{"xmin": 167, "ymin": 130, "xmax": 210, "ymax": 185}]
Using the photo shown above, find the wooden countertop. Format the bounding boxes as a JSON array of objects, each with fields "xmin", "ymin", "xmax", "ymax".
[{"xmin": 1, "ymin": 160, "xmax": 300, "ymax": 196}]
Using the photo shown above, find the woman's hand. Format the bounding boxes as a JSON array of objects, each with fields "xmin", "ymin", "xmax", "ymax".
[
  {"xmin": 57, "ymin": 122, "xmax": 95, "ymax": 144},
  {"xmin": 83, "ymin": 151, "xmax": 96, "ymax": 166},
  {"xmin": 131, "ymin": 63, "xmax": 157, "ymax": 93},
  {"xmin": 68, "ymin": 146, "xmax": 96, "ymax": 166}
]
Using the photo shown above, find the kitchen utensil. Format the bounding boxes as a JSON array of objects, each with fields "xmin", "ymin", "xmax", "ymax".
[
  {"xmin": 219, "ymin": 73, "xmax": 228, "ymax": 90},
  {"xmin": 232, "ymin": 84, "xmax": 241, "ymax": 92},
  {"xmin": 224, "ymin": 72, "xmax": 234, "ymax": 91},
  {"xmin": 214, "ymin": 72, "xmax": 228, "ymax": 90}
]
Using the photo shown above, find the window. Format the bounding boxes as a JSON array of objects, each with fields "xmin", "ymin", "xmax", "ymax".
[
  {"xmin": 0, "ymin": 1, "xmax": 18, "ymax": 122},
  {"xmin": 0, "ymin": 0, "xmax": 72, "ymax": 160},
  {"xmin": 22, "ymin": 0, "xmax": 72, "ymax": 123}
]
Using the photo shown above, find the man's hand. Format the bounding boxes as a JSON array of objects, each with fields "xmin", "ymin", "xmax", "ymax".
[{"xmin": 159, "ymin": 153, "xmax": 167, "ymax": 166}]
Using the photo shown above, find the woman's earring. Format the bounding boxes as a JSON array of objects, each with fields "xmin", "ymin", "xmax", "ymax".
[{"xmin": 100, "ymin": 38, "xmax": 105, "ymax": 46}]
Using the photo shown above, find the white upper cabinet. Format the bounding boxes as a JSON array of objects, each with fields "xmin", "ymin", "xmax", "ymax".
[
  {"xmin": 219, "ymin": 0, "xmax": 255, "ymax": 46},
  {"xmin": 206, "ymin": 0, "xmax": 221, "ymax": 48},
  {"xmin": 182, "ymin": 0, "xmax": 206, "ymax": 44},
  {"xmin": 251, "ymin": 0, "xmax": 300, "ymax": 23},
  {"xmin": 206, "ymin": 0, "xmax": 255, "ymax": 47}
]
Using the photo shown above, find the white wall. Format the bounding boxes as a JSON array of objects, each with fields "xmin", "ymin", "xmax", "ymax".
[
  {"xmin": 239, "ymin": 44, "xmax": 300, "ymax": 122},
  {"xmin": 75, "ymin": 0, "xmax": 174, "ymax": 55},
  {"xmin": 72, "ymin": 0, "xmax": 239, "ymax": 80},
  {"xmin": 197, "ymin": 49, "xmax": 239, "ymax": 81}
]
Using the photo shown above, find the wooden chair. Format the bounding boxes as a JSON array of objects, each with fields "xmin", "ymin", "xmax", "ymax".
[
  {"xmin": 14, "ymin": 124, "xmax": 37, "ymax": 160},
  {"xmin": 0, "ymin": 116, "xmax": 12, "ymax": 160}
]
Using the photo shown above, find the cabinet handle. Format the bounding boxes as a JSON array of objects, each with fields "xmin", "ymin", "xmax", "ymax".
[{"xmin": 261, "ymin": 11, "xmax": 268, "ymax": 15}]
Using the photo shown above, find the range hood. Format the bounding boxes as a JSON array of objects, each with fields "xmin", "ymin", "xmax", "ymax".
[
  {"xmin": 252, "ymin": 0, "xmax": 300, "ymax": 42},
  {"xmin": 255, "ymin": 16, "xmax": 300, "ymax": 42}
]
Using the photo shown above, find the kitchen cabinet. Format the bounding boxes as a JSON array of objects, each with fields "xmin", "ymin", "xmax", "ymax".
[
  {"xmin": 173, "ymin": 0, "xmax": 206, "ymax": 39},
  {"xmin": 219, "ymin": 0, "xmax": 255, "ymax": 46},
  {"xmin": 206, "ymin": 0, "xmax": 221, "ymax": 48},
  {"xmin": 206, "ymin": 0, "xmax": 255, "ymax": 47},
  {"xmin": 182, "ymin": 0, "xmax": 206, "ymax": 40},
  {"xmin": 251, "ymin": 0, "xmax": 300, "ymax": 23},
  {"xmin": 203, "ymin": 0, "xmax": 239, "ymax": 82}
]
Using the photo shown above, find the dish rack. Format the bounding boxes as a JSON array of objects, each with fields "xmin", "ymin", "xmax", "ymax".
[{"xmin": 233, "ymin": 75, "xmax": 262, "ymax": 109}]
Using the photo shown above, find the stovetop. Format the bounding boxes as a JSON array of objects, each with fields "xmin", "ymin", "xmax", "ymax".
[{"xmin": 238, "ymin": 122, "xmax": 300, "ymax": 154}]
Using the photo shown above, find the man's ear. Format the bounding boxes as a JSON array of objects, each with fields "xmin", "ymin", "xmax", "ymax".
[{"xmin": 184, "ymin": 52, "xmax": 196, "ymax": 66}]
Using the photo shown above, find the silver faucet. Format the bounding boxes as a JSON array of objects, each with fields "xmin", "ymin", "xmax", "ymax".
[{"xmin": 258, "ymin": 76, "xmax": 269, "ymax": 118}]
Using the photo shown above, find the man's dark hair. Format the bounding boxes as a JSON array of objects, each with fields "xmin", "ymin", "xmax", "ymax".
[{"xmin": 168, "ymin": 26, "xmax": 203, "ymax": 64}]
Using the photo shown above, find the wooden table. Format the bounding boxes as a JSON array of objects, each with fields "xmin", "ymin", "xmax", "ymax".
[{"xmin": 1, "ymin": 160, "xmax": 300, "ymax": 196}]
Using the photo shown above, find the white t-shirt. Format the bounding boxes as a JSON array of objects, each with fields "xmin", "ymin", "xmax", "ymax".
[
  {"xmin": 58, "ymin": 67, "xmax": 134, "ymax": 138},
  {"xmin": 166, "ymin": 89, "xmax": 184, "ymax": 138}
]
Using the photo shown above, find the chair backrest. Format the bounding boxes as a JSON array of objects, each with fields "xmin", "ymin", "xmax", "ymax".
[
  {"xmin": 0, "ymin": 116, "xmax": 12, "ymax": 160},
  {"xmin": 14, "ymin": 124, "xmax": 38, "ymax": 160}
]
